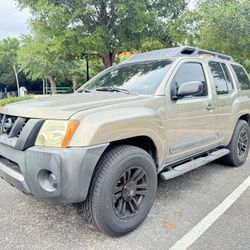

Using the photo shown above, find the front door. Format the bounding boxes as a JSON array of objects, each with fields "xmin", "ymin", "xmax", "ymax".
[{"xmin": 165, "ymin": 59, "xmax": 220, "ymax": 164}]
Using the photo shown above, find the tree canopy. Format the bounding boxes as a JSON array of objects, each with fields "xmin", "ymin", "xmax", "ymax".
[
  {"xmin": 17, "ymin": 0, "xmax": 186, "ymax": 67},
  {"xmin": 0, "ymin": 0, "xmax": 249, "ymax": 95},
  {"xmin": 188, "ymin": 0, "xmax": 250, "ymax": 71},
  {"xmin": 0, "ymin": 38, "xmax": 21, "ymax": 95}
]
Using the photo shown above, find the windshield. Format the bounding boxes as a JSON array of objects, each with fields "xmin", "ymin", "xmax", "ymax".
[{"xmin": 79, "ymin": 59, "xmax": 173, "ymax": 95}]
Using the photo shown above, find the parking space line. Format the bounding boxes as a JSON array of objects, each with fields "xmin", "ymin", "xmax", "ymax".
[{"xmin": 169, "ymin": 175, "xmax": 250, "ymax": 250}]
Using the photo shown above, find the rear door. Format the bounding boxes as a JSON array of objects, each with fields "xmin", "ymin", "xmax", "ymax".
[{"xmin": 208, "ymin": 61, "xmax": 238, "ymax": 144}]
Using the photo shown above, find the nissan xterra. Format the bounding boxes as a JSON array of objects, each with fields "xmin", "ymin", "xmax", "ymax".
[{"xmin": 0, "ymin": 46, "xmax": 250, "ymax": 236}]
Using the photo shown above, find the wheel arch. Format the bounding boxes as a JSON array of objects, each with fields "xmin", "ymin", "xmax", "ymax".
[
  {"xmin": 238, "ymin": 113, "xmax": 250, "ymax": 125},
  {"xmin": 109, "ymin": 136, "xmax": 159, "ymax": 168},
  {"xmin": 226, "ymin": 113, "xmax": 250, "ymax": 146},
  {"xmin": 83, "ymin": 136, "xmax": 160, "ymax": 206}
]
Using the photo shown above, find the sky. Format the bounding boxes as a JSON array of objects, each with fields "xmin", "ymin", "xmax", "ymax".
[{"xmin": 0, "ymin": 0, "xmax": 30, "ymax": 39}]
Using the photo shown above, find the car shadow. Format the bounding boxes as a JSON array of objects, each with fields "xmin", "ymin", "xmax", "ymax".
[{"xmin": 8, "ymin": 160, "xmax": 247, "ymax": 246}]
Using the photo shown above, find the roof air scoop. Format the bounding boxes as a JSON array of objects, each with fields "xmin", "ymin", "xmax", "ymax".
[{"xmin": 180, "ymin": 47, "xmax": 196, "ymax": 55}]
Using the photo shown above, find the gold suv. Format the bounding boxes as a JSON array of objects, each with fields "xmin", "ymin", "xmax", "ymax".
[{"xmin": 0, "ymin": 47, "xmax": 250, "ymax": 236}]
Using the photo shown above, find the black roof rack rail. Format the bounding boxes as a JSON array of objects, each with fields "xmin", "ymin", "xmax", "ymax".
[{"xmin": 123, "ymin": 46, "xmax": 234, "ymax": 64}]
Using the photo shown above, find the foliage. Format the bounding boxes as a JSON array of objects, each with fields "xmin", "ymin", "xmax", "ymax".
[
  {"xmin": 1, "ymin": 0, "xmax": 250, "ymax": 95},
  {"xmin": 0, "ymin": 38, "xmax": 21, "ymax": 94},
  {"xmin": 18, "ymin": 35, "xmax": 69, "ymax": 80},
  {"xmin": 188, "ymin": 0, "xmax": 250, "ymax": 71},
  {"xmin": 0, "ymin": 38, "xmax": 19, "ymax": 67},
  {"xmin": 0, "ymin": 96, "xmax": 33, "ymax": 107},
  {"xmin": 0, "ymin": 64, "xmax": 16, "ymax": 86},
  {"xmin": 140, "ymin": 39, "xmax": 165, "ymax": 53},
  {"xmin": 17, "ymin": 0, "xmax": 186, "ymax": 68},
  {"xmin": 18, "ymin": 34, "xmax": 103, "ymax": 92}
]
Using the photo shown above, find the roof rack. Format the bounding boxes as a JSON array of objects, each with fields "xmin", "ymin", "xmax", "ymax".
[
  {"xmin": 123, "ymin": 46, "xmax": 234, "ymax": 64},
  {"xmin": 180, "ymin": 46, "xmax": 234, "ymax": 61}
]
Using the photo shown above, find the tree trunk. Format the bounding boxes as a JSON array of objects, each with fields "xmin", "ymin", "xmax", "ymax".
[
  {"xmin": 86, "ymin": 57, "xmax": 90, "ymax": 81},
  {"xmin": 45, "ymin": 78, "xmax": 48, "ymax": 95},
  {"xmin": 48, "ymin": 76, "xmax": 57, "ymax": 95},
  {"xmin": 42, "ymin": 78, "xmax": 45, "ymax": 95},
  {"xmin": 72, "ymin": 76, "xmax": 77, "ymax": 92},
  {"xmin": 12, "ymin": 63, "xmax": 20, "ymax": 97},
  {"xmin": 102, "ymin": 51, "xmax": 117, "ymax": 68}
]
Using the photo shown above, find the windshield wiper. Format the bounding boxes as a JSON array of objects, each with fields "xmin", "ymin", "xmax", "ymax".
[
  {"xmin": 95, "ymin": 87, "xmax": 130, "ymax": 94},
  {"xmin": 77, "ymin": 89, "xmax": 91, "ymax": 93}
]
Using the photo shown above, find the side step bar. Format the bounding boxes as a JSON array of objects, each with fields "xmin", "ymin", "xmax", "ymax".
[{"xmin": 160, "ymin": 149, "xmax": 230, "ymax": 181}]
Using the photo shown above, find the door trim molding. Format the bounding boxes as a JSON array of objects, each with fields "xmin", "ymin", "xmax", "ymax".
[{"xmin": 169, "ymin": 133, "xmax": 218, "ymax": 154}]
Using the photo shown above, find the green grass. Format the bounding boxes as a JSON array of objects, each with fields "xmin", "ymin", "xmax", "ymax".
[{"xmin": 0, "ymin": 96, "xmax": 33, "ymax": 107}]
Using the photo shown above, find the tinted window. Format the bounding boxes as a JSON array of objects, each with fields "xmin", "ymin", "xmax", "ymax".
[
  {"xmin": 209, "ymin": 61, "xmax": 228, "ymax": 95},
  {"xmin": 221, "ymin": 63, "xmax": 234, "ymax": 92},
  {"xmin": 81, "ymin": 60, "xmax": 173, "ymax": 94},
  {"xmin": 172, "ymin": 63, "xmax": 207, "ymax": 97},
  {"xmin": 231, "ymin": 64, "xmax": 250, "ymax": 90}
]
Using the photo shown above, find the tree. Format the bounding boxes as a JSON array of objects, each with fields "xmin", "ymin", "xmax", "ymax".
[
  {"xmin": 18, "ymin": 34, "xmax": 101, "ymax": 93},
  {"xmin": 188, "ymin": 0, "xmax": 250, "ymax": 71},
  {"xmin": 0, "ymin": 38, "xmax": 21, "ymax": 95},
  {"xmin": 18, "ymin": 35, "xmax": 73, "ymax": 94},
  {"xmin": 17, "ymin": 0, "xmax": 186, "ymax": 68},
  {"xmin": 0, "ymin": 59, "xmax": 15, "ymax": 88}
]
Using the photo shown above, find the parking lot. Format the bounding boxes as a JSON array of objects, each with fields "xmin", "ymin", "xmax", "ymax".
[{"xmin": 0, "ymin": 158, "xmax": 249, "ymax": 250}]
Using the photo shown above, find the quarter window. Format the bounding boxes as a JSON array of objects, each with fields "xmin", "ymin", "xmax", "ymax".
[
  {"xmin": 231, "ymin": 64, "xmax": 250, "ymax": 90},
  {"xmin": 221, "ymin": 63, "xmax": 234, "ymax": 92},
  {"xmin": 172, "ymin": 62, "xmax": 208, "ymax": 97},
  {"xmin": 209, "ymin": 61, "xmax": 231, "ymax": 95}
]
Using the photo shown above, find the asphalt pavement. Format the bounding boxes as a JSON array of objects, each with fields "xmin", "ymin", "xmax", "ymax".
[{"xmin": 0, "ymin": 158, "xmax": 249, "ymax": 250}]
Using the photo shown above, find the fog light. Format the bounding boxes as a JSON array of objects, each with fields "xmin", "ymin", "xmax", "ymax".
[{"xmin": 38, "ymin": 170, "xmax": 58, "ymax": 192}]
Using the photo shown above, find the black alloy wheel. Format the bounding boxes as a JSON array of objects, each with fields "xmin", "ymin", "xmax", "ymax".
[
  {"xmin": 82, "ymin": 145, "xmax": 157, "ymax": 236},
  {"xmin": 237, "ymin": 129, "xmax": 249, "ymax": 157},
  {"xmin": 222, "ymin": 120, "xmax": 250, "ymax": 167},
  {"xmin": 112, "ymin": 166, "xmax": 148, "ymax": 219}
]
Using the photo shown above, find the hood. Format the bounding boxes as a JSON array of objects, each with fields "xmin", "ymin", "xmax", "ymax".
[{"xmin": 0, "ymin": 93, "xmax": 149, "ymax": 119}]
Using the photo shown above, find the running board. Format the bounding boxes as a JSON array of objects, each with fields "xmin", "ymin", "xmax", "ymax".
[{"xmin": 160, "ymin": 149, "xmax": 230, "ymax": 181}]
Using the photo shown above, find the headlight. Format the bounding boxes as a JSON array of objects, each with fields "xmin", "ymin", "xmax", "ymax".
[{"xmin": 35, "ymin": 120, "xmax": 80, "ymax": 148}]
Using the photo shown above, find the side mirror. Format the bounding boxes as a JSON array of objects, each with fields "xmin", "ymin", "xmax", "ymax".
[{"xmin": 172, "ymin": 81, "xmax": 203, "ymax": 100}]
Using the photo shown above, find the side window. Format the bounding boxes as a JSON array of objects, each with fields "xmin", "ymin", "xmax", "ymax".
[
  {"xmin": 221, "ymin": 63, "xmax": 234, "ymax": 92},
  {"xmin": 172, "ymin": 62, "xmax": 208, "ymax": 97},
  {"xmin": 209, "ymin": 61, "xmax": 228, "ymax": 95},
  {"xmin": 231, "ymin": 64, "xmax": 250, "ymax": 90}
]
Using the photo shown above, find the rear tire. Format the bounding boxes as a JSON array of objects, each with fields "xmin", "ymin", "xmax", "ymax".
[
  {"xmin": 222, "ymin": 120, "xmax": 250, "ymax": 167},
  {"xmin": 82, "ymin": 145, "xmax": 157, "ymax": 236}
]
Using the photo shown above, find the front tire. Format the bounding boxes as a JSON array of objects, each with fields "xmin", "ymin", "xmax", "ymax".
[
  {"xmin": 83, "ymin": 145, "xmax": 157, "ymax": 236},
  {"xmin": 223, "ymin": 120, "xmax": 250, "ymax": 167}
]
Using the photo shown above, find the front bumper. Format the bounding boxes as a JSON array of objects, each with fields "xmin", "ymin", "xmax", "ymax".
[{"xmin": 0, "ymin": 143, "xmax": 108, "ymax": 203}]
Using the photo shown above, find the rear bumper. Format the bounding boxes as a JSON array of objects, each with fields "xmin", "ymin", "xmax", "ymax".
[{"xmin": 0, "ymin": 143, "xmax": 108, "ymax": 203}]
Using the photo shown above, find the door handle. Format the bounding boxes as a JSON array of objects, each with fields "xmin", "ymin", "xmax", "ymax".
[{"xmin": 207, "ymin": 103, "xmax": 215, "ymax": 111}]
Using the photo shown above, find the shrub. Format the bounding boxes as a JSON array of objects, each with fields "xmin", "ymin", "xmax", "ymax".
[{"xmin": 0, "ymin": 96, "xmax": 33, "ymax": 107}]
